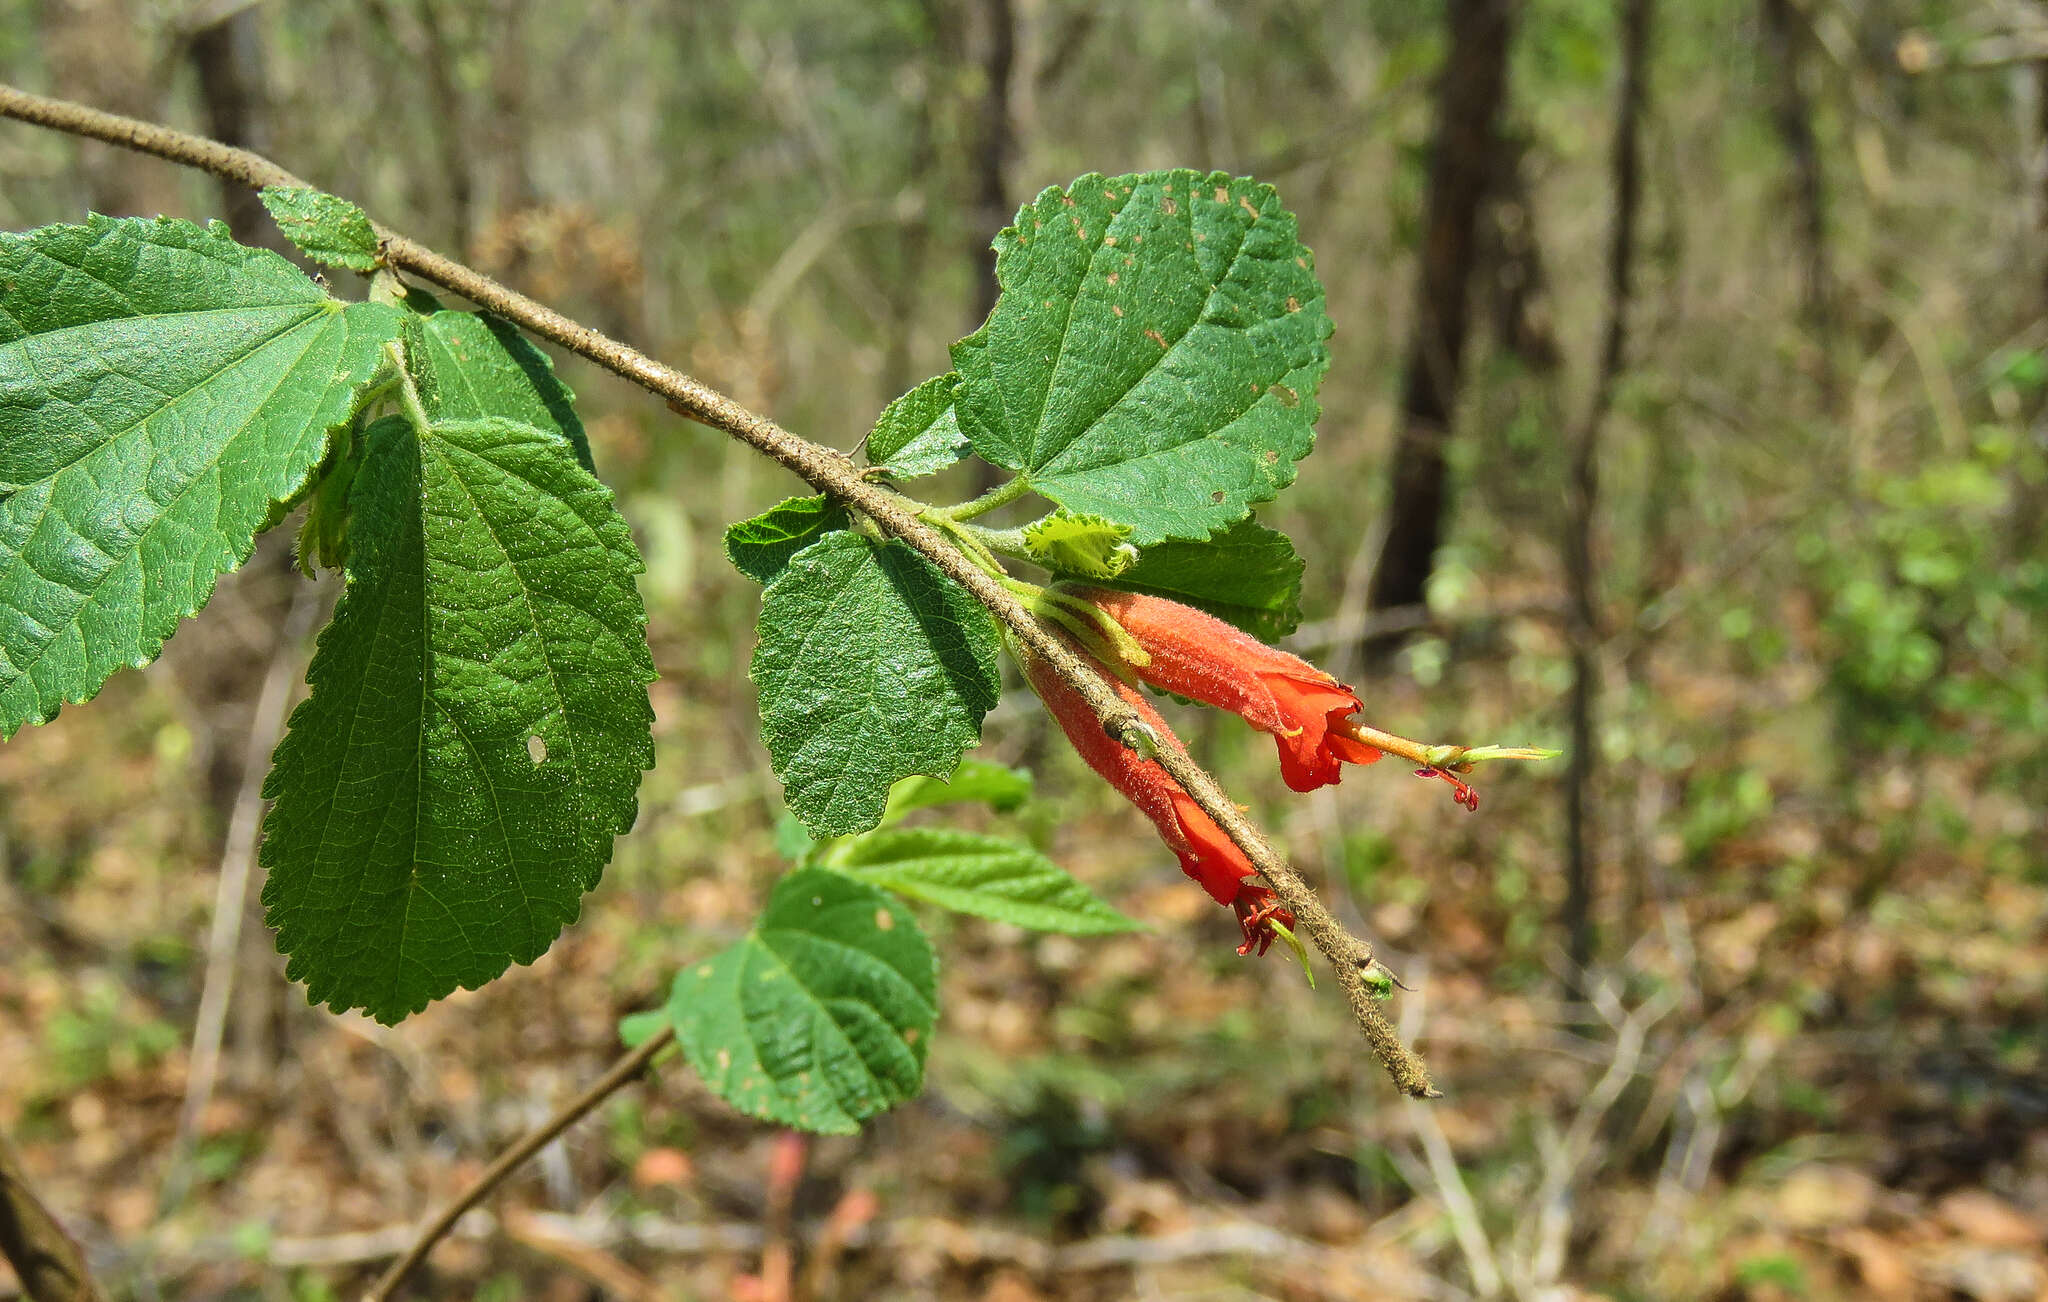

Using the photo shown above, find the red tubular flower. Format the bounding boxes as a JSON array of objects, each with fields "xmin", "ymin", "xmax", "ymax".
[
  {"xmin": 1018, "ymin": 641, "xmax": 1294, "ymax": 956},
  {"xmin": 1068, "ymin": 587, "xmax": 1382, "ymax": 792}
]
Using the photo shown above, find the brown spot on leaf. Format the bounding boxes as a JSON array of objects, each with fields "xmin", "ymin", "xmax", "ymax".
[
  {"xmin": 1062, "ymin": 193, "xmax": 1076, "ymax": 208},
  {"xmin": 1214, "ymin": 185, "xmax": 1229, "ymax": 203},
  {"xmin": 717, "ymin": 1049, "xmax": 732, "ymax": 1071},
  {"xmin": 1144, "ymin": 328, "xmax": 1167, "ymax": 349},
  {"xmin": 1210, "ymin": 490, "xmax": 1227, "ymax": 504},
  {"xmin": 1106, "ymin": 272, "xmax": 1119, "ymax": 285},
  {"xmin": 1286, "ymin": 296, "xmax": 1300, "ymax": 312},
  {"xmin": 1112, "ymin": 304, "xmax": 1124, "ymax": 317},
  {"xmin": 1162, "ymin": 196, "xmax": 1177, "ymax": 215},
  {"xmin": 1271, "ymin": 383, "xmax": 1299, "ymax": 407},
  {"xmin": 1104, "ymin": 235, "xmax": 1117, "ymax": 247},
  {"xmin": 902, "ymin": 1028, "xmax": 920, "ymax": 1046},
  {"xmin": 1239, "ymin": 194, "xmax": 1258, "ymax": 217},
  {"xmin": 1264, "ymin": 450, "xmax": 1280, "ymax": 464},
  {"xmin": 875, "ymin": 908, "xmax": 894, "ymax": 931}
]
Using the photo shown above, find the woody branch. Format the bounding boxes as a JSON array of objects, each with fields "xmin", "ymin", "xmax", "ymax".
[{"xmin": 0, "ymin": 83, "xmax": 1436, "ymax": 1098}]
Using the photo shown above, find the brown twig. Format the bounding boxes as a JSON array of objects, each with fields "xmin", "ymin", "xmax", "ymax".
[
  {"xmin": 0, "ymin": 84, "xmax": 1435, "ymax": 1098},
  {"xmin": 161, "ymin": 581, "xmax": 326, "ymax": 1214},
  {"xmin": 0, "ymin": 1129, "xmax": 105, "ymax": 1302},
  {"xmin": 362, "ymin": 1027, "xmax": 675, "ymax": 1301}
]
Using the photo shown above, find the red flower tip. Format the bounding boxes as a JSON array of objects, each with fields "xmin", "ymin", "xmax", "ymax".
[
  {"xmin": 1231, "ymin": 886, "xmax": 1295, "ymax": 957},
  {"xmin": 1415, "ymin": 766, "xmax": 1480, "ymax": 811}
]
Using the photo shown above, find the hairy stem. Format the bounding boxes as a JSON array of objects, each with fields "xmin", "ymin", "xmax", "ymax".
[
  {"xmin": 930, "ymin": 473, "xmax": 1031, "ymax": 521},
  {"xmin": 365, "ymin": 1027, "xmax": 676, "ymax": 1301},
  {"xmin": 0, "ymin": 84, "xmax": 1436, "ymax": 1098}
]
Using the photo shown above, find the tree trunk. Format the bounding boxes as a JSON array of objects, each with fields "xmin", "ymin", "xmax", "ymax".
[
  {"xmin": 1366, "ymin": 0, "xmax": 1516, "ymax": 620},
  {"xmin": 1760, "ymin": 0, "xmax": 1832, "ymax": 334},
  {"xmin": 1563, "ymin": 0, "xmax": 1654, "ymax": 990},
  {"xmin": 187, "ymin": 7, "xmax": 289, "ymax": 255},
  {"xmin": 967, "ymin": 0, "xmax": 1015, "ymax": 333}
]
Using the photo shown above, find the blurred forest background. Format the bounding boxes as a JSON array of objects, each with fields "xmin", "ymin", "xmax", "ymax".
[{"xmin": 3, "ymin": 0, "xmax": 2047, "ymax": 1299}]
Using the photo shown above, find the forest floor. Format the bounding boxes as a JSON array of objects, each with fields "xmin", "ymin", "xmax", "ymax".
[{"xmin": 3, "ymin": 602, "xmax": 2044, "ymax": 1302}]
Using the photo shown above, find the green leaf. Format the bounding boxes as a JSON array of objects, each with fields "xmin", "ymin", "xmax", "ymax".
[
  {"xmin": 292, "ymin": 439, "xmax": 360, "ymax": 576},
  {"xmin": 261, "ymin": 413, "xmax": 655, "ymax": 1023},
  {"xmin": 408, "ymin": 300, "xmax": 595, "ymax": 472},
  {"xmin": 830, "ymin": 828, "xmax": 1138, "ymax": 935},
  {"xmin": 881, "ymin": 758, "xmax": 1033, "ymax": 822},
  {"xmin": 774, "ymin": 812, "xmax": 819, "ymax": 864},
  {"xmin": 1022, "ymin": 510, "xmax": 1138, "ymax": 580},
  {"xmin": 259, "ymin": 186, "xmax": 381, "ymax": 272},
  {"xmin": 669, "ymin": 867, "xmax": 936, "ymax": 1134},
  {"xmin": 1098, "ymin": 515, "xmax": 1305, "ymax": 641},
  {"xmin": 753, "ymin": 531, "xmax": 1000, "ymax": 837},
  {"xmin": 724, "ymin": 495, "xmax": 849, "ymax": 585},
  {"xmin": 952, "ymin": 170, "xmax": 1331, "ymax": 544},
  {"xmin": 618, "ymin": 1009, "xmax": 669, "ymax": 1048},
  {"xmin": 865, "ymin": 373, "xmax": 967, "ymax": 478},
  {"xmin": 0, "ymin": 216, "xmax": 399, "ymax": 737}
]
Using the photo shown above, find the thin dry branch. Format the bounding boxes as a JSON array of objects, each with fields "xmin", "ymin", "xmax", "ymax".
[
  {"xmin": 363, "ymin": 1027, "xmax": 675, "ymax": 1301},
  {"xmin": 0, "ymin": 84, "xmax": 1434, "ymax": 1098},
  {"xmin": 0, "ymin": 1129, "xmax": 105, "ymax": 1302}
]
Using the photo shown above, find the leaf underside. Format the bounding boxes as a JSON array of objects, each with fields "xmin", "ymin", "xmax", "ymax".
[
  {"xmin": 259, "ymin": 185, "xmax": 381, "ymax": 272},
  {"xmin": 865, "ymin": 372, "xmax": 967, "ymax": 479},
  {"xmin": 0, "ymin": 215, "xmax": 398, "ymax": 737},
  {"xmin": 834, "ymin": 826, "xmax": 1139, "ymax": 935},
  {"xmin": 751, "ymin": 530, "xmax": 1001, "ymax": 838}
]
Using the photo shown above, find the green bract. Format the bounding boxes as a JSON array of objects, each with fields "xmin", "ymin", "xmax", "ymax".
[
  {"xmin": 1099, "ymin": 515, "xmax": 1305, "ymax": 641},
  {"xmin": 669, "ymin": 867, "xmax": 937, "ymax": 1134},
  {"xmin": 751, "ymin": 530, "xmax": 1001, "ymax": 837},
  {"xmin": 951, "ymin": 170, "xmax": 1331, "ymax": 544},
  {"xmin": 1023, "ymin": 509, "xmax": 1138, "ymax": 580},
  {"xmin": 0, "ymin": 216, "xmax": 399, "ymax": 736}
]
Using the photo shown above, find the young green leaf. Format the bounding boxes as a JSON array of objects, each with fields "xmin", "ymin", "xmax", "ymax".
[
  {"xmin": 617, "ymin": 1009, "xmax": 670, "ymax": 1048},
  {"xmin": 830, "ymin": 827, "xmax": 1139, "ymax": 935},
  {"xmin": 881, "ymin": 758, "xmax": 1033, "ymax": 823},
  {"xmin": 951, "ymin": 170, "xmax": 1331, "ymax": 544},
  {"xmin": 865, "ymin": 373, "xmax": 968, "ymax": 478},
  {"xmin": 261, "ymin": 413, "xmax": 655, "ymax": 1023},
  {"xmin": 752, "ymin": 531, "xmax": 1001, "ymax": 837},
  {"xmin": 1022, "ymin": 510, "xmax": 1138, "ymax": 580},
  {"xmin": 774, "ymin": 812, "xmax": 820, "ymax": 864},
  {"xmin": 409, "ymin": 301, "xmax": 596, "ymax": 472},
  {"xmin": 1099, "ymin": 515, "xmax": 1305, "ymax": 641},
  {"xmin": 668, "ymin": 867, "xmax": 937, "ymax": 1135},
  {"xmin": 0, "ymin": 216, "xmax": 399, "ymax": 737},
  {"xmin": 259, "ymin": 186, "xmax": 381, "ymax": 271},
  {"xmin": 724, "ymin": 495, "xmax": 850, "ymax": 585}
]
